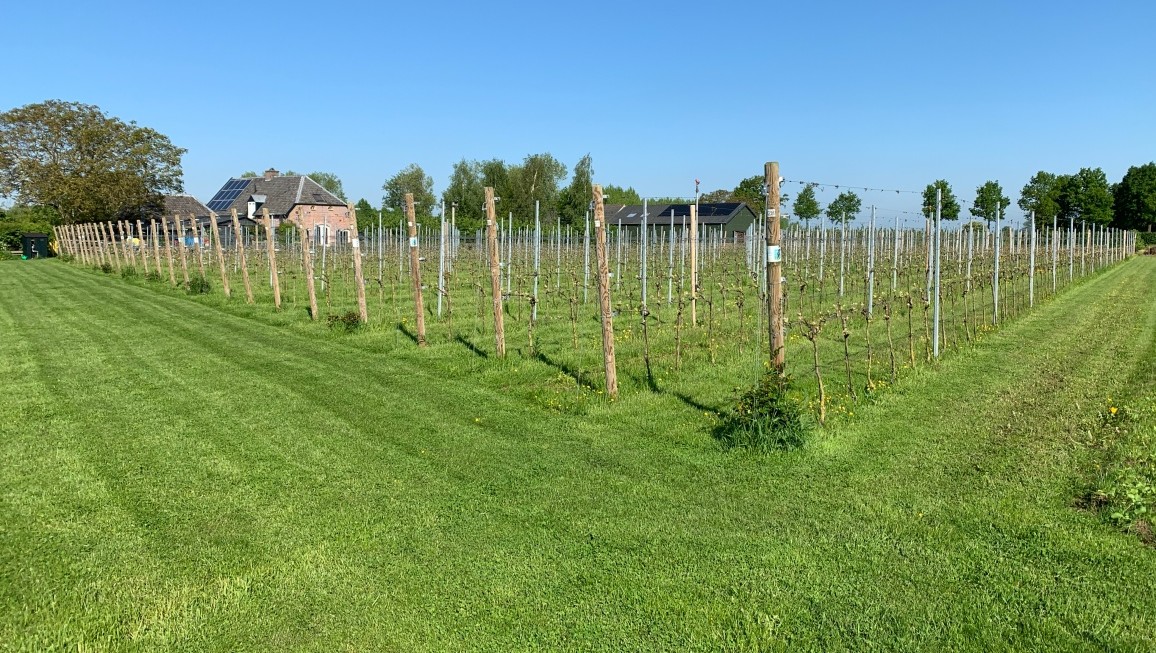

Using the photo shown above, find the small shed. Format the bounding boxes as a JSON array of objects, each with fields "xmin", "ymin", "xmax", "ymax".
[{"xmin": 21, "ymin": 233, "xmax": 50, "ymax": 259}]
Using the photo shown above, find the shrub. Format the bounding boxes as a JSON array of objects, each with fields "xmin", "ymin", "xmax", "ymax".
[
  {"xmin": 327, "ymin": 310, "xmax": 363, "ymax": 332},
  {"xmin": 144, "ymin": 271, "xmax": 163, "ymax": 283},
  {"xmin": 713, "ymin": 372, "xmax": 809, "ymax": 452},
  {"xmin": 100, "ymin": 262, "xmax": 113, "ymax": 274},
  {"xmin": 120, "ymin": 266, "xmax": 138, "ymax": 280},
  {"xmin": 187, "ymin": 276, "xmax": 212, "ymax": 294}
]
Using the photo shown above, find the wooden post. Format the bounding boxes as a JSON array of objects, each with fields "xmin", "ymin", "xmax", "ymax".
[
  {"xmin": 484, "ymin": 186, "xmax": 506, "ymax": 356},
  {"xmin": 349, "ymin": 203, "xmax": 370, "ymax": 324},
  {"xmin": 208, "ymin": 212, "xmax": 231, "ymax": 298},
  {"xmin": 188, "ymin": 214, "xmax": 206, "ymax": 280},
  {"xmin": 262, "ymin": 208, "xmax": 281, "ymax": 309},
  {"xmin": 160, "ymin": 216, "xmax": 177, "ymax": 285},
  {"xmin": 134, "ymin": 219, "xmax": 149, "ymax": 274},
  {"xmin": 689, "ymin": 203, "xmax": 698, "ymax": 326},
  {"xmin": 765, "ymin": 161, "xmax": 784, "ymax": 373},
  {"xmin": 119, "ymin": 221, "xmax": 137, "ymax": 269},
  {"xmin": 104, "ymin": 222, "xmax": 122, "ymax": 272},
  {"xmin": 299, "ymin": 223, "xmax": 319, "ymax": 320},
  {"xmin": 591, "ymin": 184, "xmax": 619, "ymax": 399},
  {"xmin": 403, "ymin": 195, "xmax": 426, "ymax": 344},
  {"xmin": 150, "ymin": 219, "xmax": 162, "ymax": 277},
  {"xmin": 175, "ymin": 215, "xmax": 191, "ymax": 287},
  {"xmin": 230, "ymin": 209, "xmax": 254, "ymax": 304}
]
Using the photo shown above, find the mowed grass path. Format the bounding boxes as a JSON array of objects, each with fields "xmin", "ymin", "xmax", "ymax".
[{"xmin": 1, "ymin": 258, "xmax": 1154, "ymax": 651}]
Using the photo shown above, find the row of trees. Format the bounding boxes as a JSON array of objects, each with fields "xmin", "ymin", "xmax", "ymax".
[
  {"xmin": 4, "ymin": 99, "xmax": 1154, "ymax": 239},
  {"xmin": 782, "ymin": 163, "xmax": 1156, "ymax": 232}
]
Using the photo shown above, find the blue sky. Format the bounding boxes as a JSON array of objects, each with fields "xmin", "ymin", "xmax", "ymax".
[{"xmin": 5, "ymin": 0, "xmax": 1154, "ymax": 226}]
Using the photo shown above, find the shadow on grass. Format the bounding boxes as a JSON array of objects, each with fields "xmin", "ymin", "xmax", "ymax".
[
  {"xmin": 454, "ymin": 335, "xmax": 489, "ymax": 359},
  {"xmin": 533, "ymin": 351, "xmax": 598, "ymax": 391},
  {"xmin": 396, "ymin": 323, "xmax": 419, "ymax": 345}
]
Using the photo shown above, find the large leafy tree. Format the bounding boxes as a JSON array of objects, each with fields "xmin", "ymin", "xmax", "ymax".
[
  {"xmin": 792, "ymin": 184, "xmax": 822, "ymax": 226},
  {"xmin": 1111, "ymin": 163, "xmax": 1156, "ymax": 231},
  {"xmin": 603, "ymin": 184, "xmax": 641, "ymax": 204},
  {"xmin": 556, "ymin": 154, "xmax": 593, "ymax": 224},
  {"xmin": 507, "ymin": 152, "xmax": 567, "ymax": 222},
  {"xmin": 1018, "ymin": 171, "xmax": 1061, "ymax": 227},
  {"xmin": 353, "ymin": 198, "xmax": 379, "ymax": 224},
  {"xmin": 733, "ymin": 175, "xmax": 768, "ymax": 221},
  {"xmin": 970, "ymin": 180, "xmax": 1011, "ymax": 224},
  {"xmin": 441, "ymin": 159, "xmax": 485, "ymax": 231},
  {"xmin": 921, "ymin": 179, "xmax": 961, "ymax": 220},
  {"xmin": 0, "ymin": 100, "xmax": 185, "ymax": 223},
  {"xmin": 382, "ymin": 163, "xmax": 436, "ymax": 220},
  {"xmin": 825, "ymin": 190, "xmax": 862, "ymax": 223},
  {"xmin": 306, "ymin": 171, "xmax": 346, "ymax": 202},
  {"xmin": 1056, "ymin": 167, "xmax": 1113, "ymax": 225}
]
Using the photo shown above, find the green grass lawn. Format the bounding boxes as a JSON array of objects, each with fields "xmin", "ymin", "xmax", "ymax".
[{"xmin": 1, "ymin": 257, "xmax": 1154, "ymax": 651}]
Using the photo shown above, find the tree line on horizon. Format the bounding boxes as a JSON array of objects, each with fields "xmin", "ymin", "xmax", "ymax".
[{"xmin": 2, "ymin": 100, "xmax": 1154, "ymax": 251}]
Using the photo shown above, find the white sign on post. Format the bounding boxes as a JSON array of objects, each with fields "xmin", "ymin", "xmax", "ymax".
[
  {"xmin": 767, "ymin": 245, "xmax": 782, "ymax": 263},
  {"xmin": 409, "ymin": 236, "xmax": 419, "ymax": 248}
]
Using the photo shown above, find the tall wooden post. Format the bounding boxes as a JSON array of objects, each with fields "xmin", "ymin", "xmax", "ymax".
[
  {"xmin": 592, "ymin": 183, "xmax": 619, "ymax": 399},
  {"xmin": 104, "ymin": 222, "xmax": 122, "ymax": 273},
  {"xmin": 119, "ymin": 221, "xmax": 136, "ymax": 269},
  {"xmin": 765, "ymin": 161, "xmax": 784, "ymax": 373},
  {"xmin": 299, "ymin": 223, "xmax": 319, "ymax": 320},
  {"xmin": 160, "ymin": 216, "xmax": 177, "ymax": 285},
  {"xmin": 230, "ymin": 209, "xmax": 254, "ymax": 303},
  {"xmin": 262, "ymin": 208, "xmax": 281, "ymax": 309},
  {"xmin": 188, "ymin": 215, "xmax": 206, "ymax": 280},
  {"xmin": 208, "ymin": 212, "xmax": 231, "ymax": 298},
  {"xmin": 175, "ymin": 215, "xmax": 191, "ymax": 287},
  {"xmin": 134, "ymin": 219, "xmax": 149, "ymax": 274},
  {"xmin": 150, "ymin": 219, "xmax": 162, "ymax": 276},
  {"xmin": 403, "ymin": 195, "xmax": 426, "ymax": 345},
  {"xmin": 689, "ymin": 203, "xmax": 698, "ymax": 326},
  {"xmin": 349, "ymin": 202, "xmax": 369, "ymax": 324},
  {"xmin": 484, "ymin": 186, "xmax": 506, "ymax": 357}
]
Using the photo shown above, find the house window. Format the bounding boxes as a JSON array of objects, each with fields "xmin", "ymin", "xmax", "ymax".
[
  {"xmin": 337, "ymin": 229, "xmax": 351, "ymax": 245},
  {"xmin": 315, "ymin": 224, "xmax": 330, "ymax": 245}
]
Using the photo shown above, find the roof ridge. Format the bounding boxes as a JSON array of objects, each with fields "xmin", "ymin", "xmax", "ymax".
[{"xmin": 295, "ymin": 176, "xmax": 305, "ymax": 204}]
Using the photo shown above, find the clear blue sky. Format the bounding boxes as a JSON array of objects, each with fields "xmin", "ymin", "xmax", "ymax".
[{"xmin": 5, "ymin": 0, "xmax": 1154, "ymax": 226}]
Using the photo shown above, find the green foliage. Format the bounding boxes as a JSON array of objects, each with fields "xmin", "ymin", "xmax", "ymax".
[
  {"xmin": 507, "ymin": 153, "xmax": 567, "ymax": 222},
  {"xmin": 1112, "ymin": 162, "xmax": 1156, "ymax": 231},
  {"xmin": 731, "ymin": 175, "xmax": 768, "ymax": 220},
  {"xmin": 922, "ymin": 179, "xmax": 961, "ymax": 220},
  {"xmin": 326, "ymin": 310, "xmax": 363, "ymax": 332},
  {"xmin": 556, "ymin": 154, "xmax": 593, "ymax": 225},
  {"xmin": 1019, "ymin": 171, "xmax": 1062, "ymax": 225},
  {"xmin": 187, "ymin": 275, "xmax": 211, "ymax": 294},
  {"xmin": 1136, "ymin": 232, "xmax": 1156, "ymax": 247},
  {"xmin": 144, "ymin": 270, "xmax": 162, "ymax": 283},
  {"xmin": 441, "ymin": 159, "xmax": 486, "ymax": 232},
  {"xmin": 1086, "ymin": 397, "xmax": 1156, "ymax": 540},
  {"xmin": 119, "ymin": 266, "xmax": 138, "ymax": 280},
  {"xmin": 382, "ymin": 163, "xmax": 436, "ymax": 221},
  {"xmin": 825, "ymin": 190, "xmax": 862, "ymax": 223},
  {"xmin": 0, "ymin": 204, "xmax": 58, "ymax": 250},
  {"xmin": 99, "ymin": 262, "xmax": 113, "ymax": 274},
  {"xmin": 792, "ymin": 184, "xmax": 822, "ymax": 224},
  {"xmin": 713, "ymin": 373, "xmax": 809, "ymax": 452},
  {"xmin": 306, "ymin": 171, "xmax": 347, "ymax": 202},
  {"xmin": 1057, "ymin": 168, "xmax": 1114, "ymax": 225},
  {"xmin": 970, "ymin": 180, "xmax": 1011, "ymax": 224},
  {"xmin": 0, "ymin": 100, "xmax": 184, "ymax": 223},
  {"xmin": 602, "ymin": 184, "xmax": 641, "ymax": 205},
  {"xmin": 353, "ymin": 198, "xmax": 379, "ymax": 226}
]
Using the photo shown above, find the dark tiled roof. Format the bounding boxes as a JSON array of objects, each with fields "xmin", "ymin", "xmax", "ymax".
[
  {"xmin": 207, "ymin": 175, "xmax": 346, "ymax": 218},
  {"xmin": 162, "ymin": 194, "xmax": 212, "ymax": 220},
  {"xmin": 603, "ymin": 202, "xmax": 755, "ymax": 226}
]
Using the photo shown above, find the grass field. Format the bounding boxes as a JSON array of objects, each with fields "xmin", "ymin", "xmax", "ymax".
[{"xmin": 1, "ymin": 257, "xmax": 1154, "ymax": 651}]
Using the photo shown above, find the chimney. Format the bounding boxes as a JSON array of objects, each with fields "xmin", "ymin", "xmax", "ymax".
[{"xmin": 264, "ymin": 168, "xmax": 279, "ymax": 181}]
